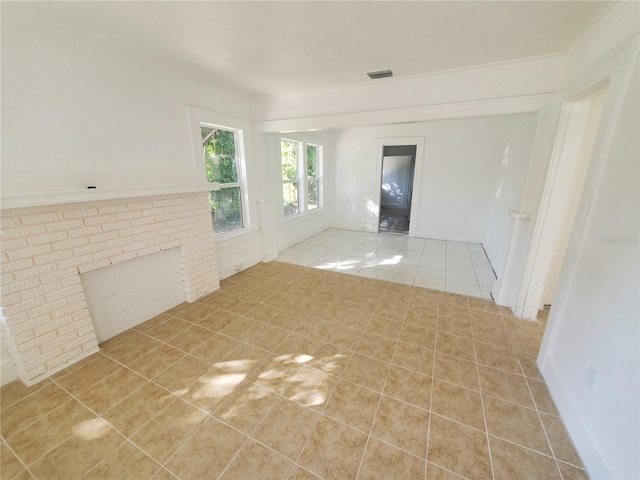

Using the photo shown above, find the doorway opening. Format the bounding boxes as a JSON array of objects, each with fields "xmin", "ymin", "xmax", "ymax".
[
  {"xmin": 517, "ymin": 81, "xmax": 609, "ymax": 319},
  {"xmin": 379, "ymin": 145, "xmax": 417, "ymax": 234}
]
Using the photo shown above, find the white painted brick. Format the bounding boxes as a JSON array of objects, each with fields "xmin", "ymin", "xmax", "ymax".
[
  {"xmin": 115, "ymin": 210, "xmax": 142, "ymax": 221},
  {"xmin": 63, "ymin": 207, "xmax": 99, "ymax": 219},
  {"xmin": 57, "ymin": 254, "xmax": 94, "ymax": 269},
  {"xmin": 3, "ymin": 276, "xmax": 41, "ymax": 295},
  {"xmin": 21, "ymin": 212, "xmax": 64, "ymax": 225},
  {"xmin": 138, "ymin": 245, "xmax": 161, "ymax": 257},
  {"xmin": 1, "ymin": 237, "xmax": 29, "ymax": 250},
  {"xmin": 2, "ymin": 296, "xmax": 47, "ymax": 317},
  {"xmin": 170, "ymin": 232, "xmax": 190, "ymax": 242},
  {"xmin": 21, "ymin": 281, "xmax": 65, "ymax": 301},
  {"xmin": 27, "ymin": 297, "xmax": 67, "ymax": 319},
  {"xmin": 160, "ymin": 241, "xmax": 181, "ymax": 251},
  {"xmin": 40, "ymin": 267, "xmax": 77, "ymax": 285},
  {"xmin": 175, "ymin": 210, "xmax": 196, "ymax": 219},
  {"xmin": 33, "ymin": 250, "xmax": 74, "ymax": 266},
  {"xmin": 97, "ymin": 204, "xmax": 128, "ymax": 215},
  {"xmin": 2, "ymin": 191, "xmax": 218, "ymax": 384},
  {"xmin": 24, "ymin": 362, "xmax": 46, "ymax": 379},
  {"xmin": 74, "ymin": 323, "xmax": 95, "ymax": 338},
  {"xmin": 130, "ymin": 216, "xmax": 157, "ymax": 227},
  {"xmin": 13, "ymin": 330, "xmax": 36, "ymax": 345},
  {"xmin": 1, "ymin": 258, "xmax": 35, "ymax": 273},
  {"xmin": 68, "ymin": 225, "xmax": 102, "ymax": 238},
  {"xmin": 40, "ymin": 332, "xmax": 79, "ymax": 356},
  {"xmin": 34, "ymin": 316, "xmax": 71, "ymax": 337},
  {"xmin": 101, "ymin": 238, "xmax": 133, "ymax": 251},
  {"xmin": 51, "ymin": 237, "xmax": 90, "ymax": 252},
  {"xmin": 83, "ymin": 340, "xmax": 99, "ymax": 352},
  {"xmin": 20, "ymin": 329, "xmax": 58, "ymax": 351},
  {"xmin": 163, "ymin": 205, "xmax": 186, "ymax": 214},
  {"xmin": 152, "ymin": 199, "xmax": 174, "ymax": 208},
  {"xmin": 62, "ymin": 275, "xmax": 81, "ymax": 288},
  {"xmin": 102, "ymin": 221, "xmax": 131, "ymax": 233},
  {"xmin": 110, "ymin": 252, "xmax": 138, "ymax": 264},
  {"xmin": 122, "ymin": 241, "xmax": 149, "ymax": 253},
  {"xmin": 14, "ymin": 263, "xmax": 57, "ymax": 281},
  {"xmin": 1, "ymin": 292, "xmax": 22, "ymax": 307},
  {"xmin": 46, "ymin": 284, "xmax": 83, "ymax": 303},
  {"xmin": 47, "ymin": 347, "xmax": 82, "ymax": 369},
  {"xmin": 167, "ymin": 218, "xmax": 190, "ymax": 228},
  {"xmin": 72, "ymin": 309, "xmax": 91, "ymax": 322},
  {"xmin": 119, "ymin": 226, "xmax": 146, "ymax": 238},
  {"xmin": 29, "ymin": 231, "xmax": 69, "ymax": 246},
  {"xmin": 46, "ymin": 218, "xmax": 84, "ymax": 232},
  {"xmin": 84, "ymin": 214, "xmax": 115, "ymax": 226},
  {"xmin": 1, "ymin": 216, "xmax": 22, "ymax": 228},
  {"xmin": 127, "ymin": 201, "xmax": 153, "ymax": 211},
  {"xmin": 56, "ymin": 319, "xmax": 84, "ymax": 337},
  {"xmin": 77, "ymin": 259, "xmax": 110, "ymax": 273},
  {"xmin": 73, "ymin": 243, "xmax": 109, "ymax": 257},
  {"xmin": 92, "ymin": 247, "xmax": 124, "ymax": 261},
  {"xmin": 7, "ymin": 244, "xmax": 52, "ymax": 261},
  {"xmin": 60, "ymin": 333, "xmax": 93, "ymax": 353},
  {"xmin": 134, "ymin": 231, "xmax": 159, "ymax": 243},
  {"xmin": 15, "ymin": 344, "xmax": 43, "ymax": 363},
  {"xmin": 87, "ymin": 231, "xmax": 119, "ymax": 244},
  {"xmin": 154, "ymin": 213, "xmax": 177, "ymax": 223},
  {"xmin": 4, "ymin": 311, "xmax": 30, "ymax": 328}
]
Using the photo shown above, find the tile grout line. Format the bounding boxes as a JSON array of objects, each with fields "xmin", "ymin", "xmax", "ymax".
[
  {"xmin": 423, "ymin": 293, "xmax": 441, "ymax": 479},
  {"xmin": 468, "ymin": 298, "xmax": 497, "ymax": 480},
  {"xmin": 353, "ymin": 288, "xmax": 403, "ymax": 480}
]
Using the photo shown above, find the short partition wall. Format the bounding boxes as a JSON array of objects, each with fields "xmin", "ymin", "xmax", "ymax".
[{"xmin": 1, "ymin": 192, "xmax": 220, "ymax": 385}]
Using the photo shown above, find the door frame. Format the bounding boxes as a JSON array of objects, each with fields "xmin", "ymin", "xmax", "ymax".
[
  {"xmin": 515, "ymin": 43, "xmax": 634, "ymax": 320},
  {"xmin": 374, "ymin": 136, "xmax": 425, "ymax": 236}
]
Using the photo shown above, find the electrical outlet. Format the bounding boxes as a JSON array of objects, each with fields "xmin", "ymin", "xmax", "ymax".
[{"xmin": 585, "ymin": 363, "xmax": 598, "ymax": 390}]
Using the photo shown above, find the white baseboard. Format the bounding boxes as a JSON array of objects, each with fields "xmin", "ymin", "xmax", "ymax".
[{"xmin": 540, "ymin": 357, "xmax": 616, "ymax": 479}]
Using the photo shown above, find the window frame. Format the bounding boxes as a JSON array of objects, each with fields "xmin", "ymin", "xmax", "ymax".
[
  {"xmin": 188, "ymin": 106, "xmax": 251, "ymax": 239},
  {"xmin": 279, "ymin": 136, "xmax": 323, "ymax": 220}
]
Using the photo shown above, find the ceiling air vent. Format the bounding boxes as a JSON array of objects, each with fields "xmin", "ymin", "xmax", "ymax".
[{"xmin": 367, "ymin": 69, "xmax": 393, "ymax": 80}]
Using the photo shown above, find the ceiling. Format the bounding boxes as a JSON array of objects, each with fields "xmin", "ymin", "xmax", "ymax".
[{"xmin": 4, "ymin": 1, "xmax": 612, "ymax": 98}]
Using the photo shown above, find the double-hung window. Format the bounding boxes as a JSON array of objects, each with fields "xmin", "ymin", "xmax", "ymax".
[
  {"xmin": 281, "ymin": 138, "xmax": 323, "ymax": 218},
  {"xmin": 189, "ymin": 107, "xmax": 250, "ymax": 237},
  {"xmin": 201, "ymin": 125, "xmax": 245, "ymax": 235}
]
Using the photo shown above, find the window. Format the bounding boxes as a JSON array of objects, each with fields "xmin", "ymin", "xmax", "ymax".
[
  {"xmin": 281, "ymin": 138, "xmax": 323, "ymax": 217},
  {"xmin": 201, "ymin": 124, "xmax": 245, "ymax": 235},
  {"xmin": 306, "ymin": 144, "xmax": 321, "ymax": 211}
]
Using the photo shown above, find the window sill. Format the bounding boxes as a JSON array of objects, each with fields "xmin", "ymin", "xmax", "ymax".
[
  {"xmin": 214, "ymin": 227, "xmax": 258, "ymax": 244},
  {"xmin": 280, "ymin": 207, "xmax": 325, "ymax": 224}
]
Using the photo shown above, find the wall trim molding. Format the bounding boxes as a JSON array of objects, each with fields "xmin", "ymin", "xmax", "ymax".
[{"xmin": 255, "ymin": 93, "xmax": 557, "ymax": 133}]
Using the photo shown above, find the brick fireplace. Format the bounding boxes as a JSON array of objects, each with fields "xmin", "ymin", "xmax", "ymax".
[{"xmin": 1, "ymin": 192, "xmax": 220, "ymax": 385}]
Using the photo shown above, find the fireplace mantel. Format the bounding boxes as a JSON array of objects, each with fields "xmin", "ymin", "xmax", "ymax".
[{"xmin": 1, "ymin": 191, "xmax": 220, "ymax": 385}]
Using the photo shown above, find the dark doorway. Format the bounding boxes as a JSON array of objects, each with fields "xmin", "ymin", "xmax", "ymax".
[{"xmin": 379, "ymin": 145, "xmax": 417, "ymax": 234}]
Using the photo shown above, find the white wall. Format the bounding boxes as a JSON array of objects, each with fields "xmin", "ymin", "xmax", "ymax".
[
  {"xmin": 333, "ymin": 114, "xmax": 536, "ymax": 252},
  {"xmin": 537, "ymin": 2, "xmax": 639, "ymax": 475},
  {"xmin": 1, "ymin": 5, "xmax": 270, "ymax": 281},
  {"xmin": 252, "ymin": 56, "xmax": 563, "ymax": 123},
  {"xmin": 1, "ymin": 5, "xmax": 251, "ymax": 200},
  {"xmin": 258, "ymin": 131, "xmax": 336, "ymax": 252},
  {"xmin": 483, "ymin": 114, "xmax": 539, "ymax": 275}
]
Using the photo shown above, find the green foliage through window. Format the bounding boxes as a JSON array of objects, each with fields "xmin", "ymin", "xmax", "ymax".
[
  {"xmin": 281, "ymin": 139, "xmax": 322, "ymax": 216},
  {"xmin": 201, "ymin": 125, "xmax": 244, "ymax": 235}
]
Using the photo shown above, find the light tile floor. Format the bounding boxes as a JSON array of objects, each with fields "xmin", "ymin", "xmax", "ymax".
[
  {"xmin": 278, "ymin": 229, "xmax": 496, "ymax": 299},
  {"xmin": 1, "ymin": 262, "xmax": 586, "ymax": 480}
]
